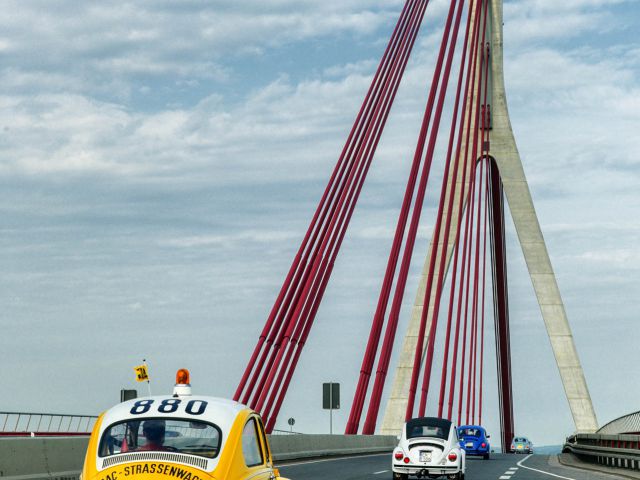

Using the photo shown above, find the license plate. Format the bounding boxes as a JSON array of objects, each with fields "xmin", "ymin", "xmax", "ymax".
[
  {"xmin": 466, "ymin": 442, "xmax": 474, "ymax": 447},
  {"xmin": 420, "ymin": 451, "xmax": 432, "ymax": 462},
  {"xmin": 517, "ymin": 445, "xmax": 523, "ymax": 449}
]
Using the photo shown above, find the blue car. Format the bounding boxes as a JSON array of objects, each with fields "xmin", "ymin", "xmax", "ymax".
[{"xmin": 458, "ymin": 425, "xmax": 491, "ymax": 459}]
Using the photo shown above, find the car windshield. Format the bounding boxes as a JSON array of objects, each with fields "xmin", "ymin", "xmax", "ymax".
[
  {"xmin": 99, "ymin": 418, "xmax": 222, "ymax": 459},
  {"xmin": 406, "ymin": 418, "xmax": 451, "ymax": 440},
  {"xmin": 459, "ymin": 428, "xmax": 481, "ymax": 437},
  {"xmin": 515, "ymin": 438, "xmax": 527, "ymax": 443}
]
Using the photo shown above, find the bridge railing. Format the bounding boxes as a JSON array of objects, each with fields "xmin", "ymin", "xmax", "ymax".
[
  {"xmin": 564, "ymin": 433, "xmax": 640, "ymax": 472},
  {"xmin": 0, "ymin": 411, "xmax": 98, "ymax": 436},
  {"xmin": 271, "ymin": 428, "xmax": 302, "ymax": 435}
]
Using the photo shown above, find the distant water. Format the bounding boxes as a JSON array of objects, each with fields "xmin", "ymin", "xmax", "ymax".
[
  {"xmin": 490, "ymin": 445, "xmax": 562, "ymax": 454},
  {"xmin": 532, "ymin": 445, "xmax": 562, "ymax": 455}
]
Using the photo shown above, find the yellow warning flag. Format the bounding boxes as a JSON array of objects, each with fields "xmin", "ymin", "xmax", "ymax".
[{"xmin": 134, "ymin": 364, "xmax": 149, "ymax": 382}]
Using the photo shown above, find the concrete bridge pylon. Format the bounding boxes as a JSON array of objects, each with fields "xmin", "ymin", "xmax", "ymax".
[{"xmin": 380, "ymin": 0, "xmax": 598, "ymax": 436}]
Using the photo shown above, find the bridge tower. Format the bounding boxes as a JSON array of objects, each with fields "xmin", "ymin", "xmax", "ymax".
[{"xmin": 380, "ymin": 0, "xmax": 599, "ymax": 439}]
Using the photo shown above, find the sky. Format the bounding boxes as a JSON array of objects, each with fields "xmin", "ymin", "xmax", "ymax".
[{"xmin": 1, "ymin": 0, "xmax": 639, "ymax": 447}]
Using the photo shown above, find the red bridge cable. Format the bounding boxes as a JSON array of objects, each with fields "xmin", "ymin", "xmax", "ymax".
[
  {"xmin": 402, "ymin": 0, "xmax": 467, "ymax": 422},
  {"xmin": 458, "ymin": 0, "xmax": 489, "ymax": 425},
  {"xmin": 257, "ymin": 0, "xmax": 428, "ymax": 426},
  {"xmin": 432, "ymin": 0, "xmax": 476, "ymax": 413},
  {"xmin": 234, "ymin": 2, "xmax": 416, "ymax": 403},
  {"xmin": 260, "ymin": 0, "xmax": 429, "ymax": 421},
  {"xmin": 439, "ymin": 0, "xmax": 486, "ymax": 420},
  {"xmin": 239, "ymin": 0, "xmax": 411, "ymax": 407},
  {"xmin": 258, "ymin": 34, "xmax": 412, "ymax": 417},
  {"xmin": 265, "ymin": 21, "xmax": 426, "ymax": 422},
  {"xmin": 416, "ymin": 0, "xmax": 481, "ymax": 418},
  {"xmin": 360, "ymin": 0, "xmax": 463, "ymax": 434},
  {"xmin": 415, "ymin": 0, "xmax": 476, "ymax": 417},
  {"xmin": 470, "ymin": 159, "xmax": 485, "ymax": 425},
  {"xmin": 265, "ymin": 258, "xmax": 334, "ymax": 432},
  {"xmin": 468, "ymin": 162, "xmax": 487, "ymax": 425},
  {"xmin": 457, "ymin": 158, "xmax": 477, "ymax": 425},
  {"xmin": 241, "ymin": 0, "xmax": 423, "ymax": 408},
  {"xmin": 475, "ymin": 37, "xmax": 492, "ymax": 425},
  {"xmin": 344, "ymin": 0, "xmax": 431, "ymax": 434},
  {"xmin": 448, "ymin": 2, "xmax": 488, "ymax": 424}
]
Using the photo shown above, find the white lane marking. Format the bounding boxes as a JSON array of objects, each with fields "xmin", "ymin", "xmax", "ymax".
[
  {"xmin": 499, "ymin": 476, "xmax": 511, "ymax": 479},
  {"xmin": 509, "ymin": 467, "xmax": 518, "ymax": 470},
  {"xmin": 373, "ymin": 470, "xmax": 389, "ymax": 474},
  {"xmin": 277, "ymin": 452, "xmax": 389, "ymax": 467},
  {"xmin": 517, "ymin": 454, "xmax": 576, "ymax": 480}
]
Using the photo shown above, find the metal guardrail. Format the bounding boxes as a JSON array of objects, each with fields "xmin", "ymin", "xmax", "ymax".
[
  {"xmin": 0, "ymin": 412, "xmax": 300, "ymax": 437},
  {"xmin": 597, "ymin": 410, "xmax": 640, "ymax": 435},
  {"xmin": 564, "ymin": 433, "xmax": 640, "ymax": 472},
  {"xmin": 0, "ymin": 411, "xmax": 98, "ymax": 436},
  {"xmin": 271, "ymin": 428, "xmax": 303, "ymax": 435}
]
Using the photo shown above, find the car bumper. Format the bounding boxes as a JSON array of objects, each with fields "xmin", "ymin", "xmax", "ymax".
[
  {"xmin": 393, "ymin": 464, "xmax": 461, "ymax": 475},
  {"xmin": 464, "ymin": 450, "xmax": 488, "ymax": 456}
]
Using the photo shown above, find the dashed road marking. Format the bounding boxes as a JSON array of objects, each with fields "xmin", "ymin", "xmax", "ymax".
[{"xmin": 373, "ymin": 471, "xmax": 389, "ymax": 475}]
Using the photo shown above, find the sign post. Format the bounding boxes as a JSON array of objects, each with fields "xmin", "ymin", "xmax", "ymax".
[
  {"xmin": 120, "ymin": 389, "xmax": 137, "ymax": 402},
  {"xmin": 322, "ymin": 382, "xmax": 340, "ymax": 434},
  {"xmin": 287, "ymin": 417, "xmax": 295, "ymax": 433}
]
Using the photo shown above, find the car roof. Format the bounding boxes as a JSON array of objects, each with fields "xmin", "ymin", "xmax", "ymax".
[
  {"xmin": 100, "ymin": 395, "xmax": 248, "ymax": 434},
  {"xmin": 458, "ymin": 425, "xmax": 485, "ymax": 430}
]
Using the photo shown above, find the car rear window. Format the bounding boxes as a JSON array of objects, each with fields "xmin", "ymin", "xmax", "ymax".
[
  {"xmin": 406, "ymin": 418, "xmax": 451, "ymax": 440},
  {"xmin": 99, "ymin": 417, "xmax": 222, "ymax": 459}
]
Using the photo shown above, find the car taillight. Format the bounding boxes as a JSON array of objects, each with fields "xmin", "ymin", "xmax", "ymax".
[
  {"xmin": 448, "ymin": 452, "xmax": 457, "ymax": 461},
  {"xmin": 395, "ymin": 452, "xmax": 404, "ymax": 460},
  {"xmin": 511, "ymin": 444, "xmax": 515, "ymax": 450},
  {"xmin": 403, "ymin": 457, "xmax": 410, "ymax": 464},
  {"xmin": 481, "ymin": 442, "xmax": 487, "ymax": 448}
]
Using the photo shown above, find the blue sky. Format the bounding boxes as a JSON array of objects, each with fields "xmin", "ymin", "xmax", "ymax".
[{"xmin": 1, "ymin": 0, "xmax": 639, "ymax": 445}]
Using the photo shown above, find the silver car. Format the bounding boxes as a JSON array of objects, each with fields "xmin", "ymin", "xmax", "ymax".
[
  {"xmin": 392, "ymin": 417, "xmax": 466, "ymax": 480},
  {"xmin": 511, "ymin": 436, "xmax": 533, "ymax": 454}
]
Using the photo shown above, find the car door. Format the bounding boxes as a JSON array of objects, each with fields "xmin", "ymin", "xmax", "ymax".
[{"xmin": 241, "ymin": 416, "xmax": 272, "ymax": 480}]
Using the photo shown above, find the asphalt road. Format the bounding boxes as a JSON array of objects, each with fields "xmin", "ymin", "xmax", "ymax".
[{"xmin": 278, "ymin": 453, "xmax": 617, "ymax": 480}]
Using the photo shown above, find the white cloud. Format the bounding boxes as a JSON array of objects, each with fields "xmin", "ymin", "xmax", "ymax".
[{"xmin": 577, "ymin": 249, "xmax": 640, "ymax": 268}]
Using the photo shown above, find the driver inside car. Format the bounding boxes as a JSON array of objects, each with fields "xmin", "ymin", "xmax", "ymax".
[{"xmin": 138, "ymin": 420, "xmax": 170, "ymax": 452}]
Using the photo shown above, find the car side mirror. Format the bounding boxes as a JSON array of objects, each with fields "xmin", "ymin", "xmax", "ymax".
[
  {"xmin": 486, "ymin": 435, "xmax": 491, "ymax": 439},
  {"xmin": 396, "ymin": 435, "xmax": 401, "ymax": 441}
]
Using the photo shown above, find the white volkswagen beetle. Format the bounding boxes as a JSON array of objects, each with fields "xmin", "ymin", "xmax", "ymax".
[{"xmin": 392, "ymin": 417, "xmax": 465, "ymax": 480}]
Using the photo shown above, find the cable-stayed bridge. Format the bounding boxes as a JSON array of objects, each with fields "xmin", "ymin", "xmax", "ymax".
[
  {"xmin": 2, "ymin": 1, "xmax": 636, "ymax": 479},
  {"xmin": 234, "ymin": 0, "xmax": 596, "ymax": 452}
]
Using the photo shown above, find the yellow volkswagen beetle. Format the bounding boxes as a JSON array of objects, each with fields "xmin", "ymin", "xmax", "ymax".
[{"xmin": 81, "ymin": 370, "xmax": 287, "ymax": 480}]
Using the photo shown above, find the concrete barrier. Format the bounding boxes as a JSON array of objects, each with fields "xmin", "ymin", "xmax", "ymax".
[
  {"xmin": 0, "ymin": 436, "xmax": 88, "ymax": 480},
  {"xmin": 269, "ymin": 434, "xmax": 396, "ymax": 461},
  {"xmin": 0, "ymin": 435, "xmax": 396, "ymax": 479}
]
